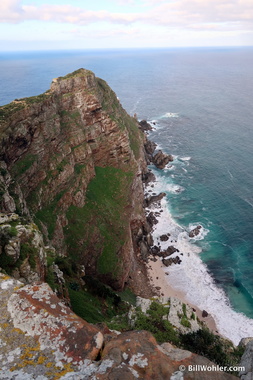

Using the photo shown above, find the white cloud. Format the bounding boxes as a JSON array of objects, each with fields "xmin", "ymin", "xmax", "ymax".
[
  {"xmin": 0, "ymin": 0, "xmax": 24, "ymax": 22},
  {"xmin": 0, "ymin": 0, "xmax": 252, "ymax": 47}
]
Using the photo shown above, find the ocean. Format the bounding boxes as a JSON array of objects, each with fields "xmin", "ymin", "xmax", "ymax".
[{"xmin": 1, "ymin": 47, "xmax": 253, "ymax": 344}]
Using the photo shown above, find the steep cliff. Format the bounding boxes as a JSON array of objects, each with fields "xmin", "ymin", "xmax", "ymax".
[
  {"xmin": 0, "ymin": 68, "xmax": 148, "ymax": 292},
  {"xmin": 0, "ymin": 69, "xmax": 246, "ymax": 379}
]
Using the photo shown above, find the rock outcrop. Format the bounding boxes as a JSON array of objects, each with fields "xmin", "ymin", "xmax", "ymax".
[
  {"xmin": 152, "ymin": 149, "xmax": 173, "ymax": 169},
  {"xmin": 0, "ymin": 274, "xmax": 238, "ymax": 379},
  {"xmin": 239, "ymin": 339, "xmax": 253, "ymax": 379},
  {"xmin": 189, "ymin": 225, "xmax": 202, "ymax": 238},
  {"xmin": 0, "ymin": 212, "xmax": 47, "ymax": 283},
  {"xmin": 0, "ymin": 68, "xmax": 150, "ymax": 292}
]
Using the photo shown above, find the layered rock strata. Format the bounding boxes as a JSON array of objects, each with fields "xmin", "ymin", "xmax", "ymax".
[{"xmin": 0, "ymin": 68, "xmax": 150, "ymax": 292}]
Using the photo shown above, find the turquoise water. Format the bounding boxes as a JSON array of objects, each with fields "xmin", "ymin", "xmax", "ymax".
[
  {"xmin": 1, "ymin": 47, "xmax": 253, "ymax": 322},
  {"xmin": 141, "ymin": 48, "xmax": 253, "ymax": 318}
]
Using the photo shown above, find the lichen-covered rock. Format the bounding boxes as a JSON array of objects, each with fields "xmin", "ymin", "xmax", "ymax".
[
  {"xmin": 239, "ymin": 339, "xmax": 253, "ymax": 379},
  {"xmin": 0, "ymin": 274, "xmax": 239, "ymax": 379},
  {"xmin": 7, "ymin": 282, "xmax": 103, "ymax": 363},
  {"xmin": 93, "ymin": 330, "xmax": 238, "ymax": 380}
]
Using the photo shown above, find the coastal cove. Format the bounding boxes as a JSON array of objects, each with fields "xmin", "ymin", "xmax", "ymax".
[{"xmin": 1, "ymin": 47, "xmax": 253, "ymax": 339}]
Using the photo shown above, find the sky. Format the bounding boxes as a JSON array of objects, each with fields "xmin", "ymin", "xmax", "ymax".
[{"xmin": 0, "ymin": 0, "xmax": 253, "ymax": 51}]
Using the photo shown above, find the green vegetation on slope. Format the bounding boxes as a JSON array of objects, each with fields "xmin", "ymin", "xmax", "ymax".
[
  {"xmin": 107, "ymin": 299, "xmax": 244, "ymax": 374},
  {"xmin": 180, "ymin": 328, "xmax": 244, "ymax": 373},
  {"xmin": 108, "ymin": 301, "xmax": 179, "ymax": 346},
  {"xmin": 0, "ymin": 102, "xmax": 25, "ymax": 124},
  {"xmin": 64, "ymin": 166, "xmax": 133, "ymax": 277},
  {"xmin": 35, "ymin": 190, "xmax": 66, "ymax": 240},
  {"xmin": 58, "ymin": 68, "xmax": 93, "ymax": 80},
  {"xmin": 68, "ymin": 276, "xmax": 133, "ymax": 323},
  {"xmin": 11, "ymin": 154, "xmax": 37, "ymax": 177}
]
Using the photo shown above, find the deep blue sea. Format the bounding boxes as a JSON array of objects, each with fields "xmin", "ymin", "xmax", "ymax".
[{"xmin": 1, "ymin": 47, "xmax": 253, "ymax": 343}]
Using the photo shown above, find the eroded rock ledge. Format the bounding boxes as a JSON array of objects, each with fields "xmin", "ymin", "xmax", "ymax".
[{"xmin": 0, "ymin": 274, "xmax": 238, "ymax": 379}]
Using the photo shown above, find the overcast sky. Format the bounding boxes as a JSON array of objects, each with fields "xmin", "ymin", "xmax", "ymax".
[{"xmin": 1, "ymin": 0, "xmax": 253, "ymax": 51}]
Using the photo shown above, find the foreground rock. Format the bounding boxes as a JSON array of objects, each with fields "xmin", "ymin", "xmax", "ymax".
[
  {"xmin": 239, "ymin": 339, "xmax": 253, "ymax": 379},
  {"xmin": 0, "ymin": 273, "xmax": 103, "ymax": 378},
  {"xmin": 96, "ymin": 331, "xmax": 238, "ymax": 380},
  {"xmin": 152, "ymin": 150, "xmax": 173, "ymax": 169},
  {"xmin": 8, "ymin": 281, "xmax": 103, "ymax": 363},
  {"xmin": 0, "ymin": 273, "xmax": 240, "ymax": 379}
]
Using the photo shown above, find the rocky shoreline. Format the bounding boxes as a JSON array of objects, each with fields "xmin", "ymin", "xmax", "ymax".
[{"xmin": 137, "ymin": 119, "xmax": 220, "ymax": 333}]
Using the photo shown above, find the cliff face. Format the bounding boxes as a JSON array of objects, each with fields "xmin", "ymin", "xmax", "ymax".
[
  {"xmin": 0, "ymin": 68, "xmax": 147, "ymax": 291},
  {"xmin": 0, "ymin": 70, "xmax": 245, "ymax": 379}
]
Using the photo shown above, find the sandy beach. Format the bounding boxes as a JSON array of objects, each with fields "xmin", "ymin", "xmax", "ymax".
[{"xmin": 146, "ymin": 257, "xmax": 219, "ymax": 334}]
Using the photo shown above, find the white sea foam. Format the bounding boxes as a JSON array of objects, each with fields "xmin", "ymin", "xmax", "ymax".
[
  {"xmin": 145, "ymin": 178, "xmax": 253, "ymax": 345},
  {"xmin": 166, "ymin": 183, "xmax": 184, "ymax": 194},
  {"xmin": 162, "ymin": 112, "xmax": 179, "ymax": 118},
  {"xmin": 164, "ymin": 164, "xmax": 175, "ymax": 171},
  {"xmin": 149, "ymin": 120, "xmax": 158, "ymax": 126},
  {"xmin": 179, "ymin": 156, "xmax": 191, "ymax": 161}
]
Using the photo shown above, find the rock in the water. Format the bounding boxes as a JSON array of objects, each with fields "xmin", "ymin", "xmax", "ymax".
[
  {"xmin": 151, "ymin": 245, "xmax": 160, "ymax": 255},
  {"xmin": 162, "ymin": 256, "xmax": 182, "ymax": 266},
  {"xmin": 144, "ymin": 139, "xmax": 157, "ymax": 155},
  {"xmin": 138, "ymin": 119, "xmax": 153, "ymax": 132},
  {"xmin": 152, "ymin": 150, "xmax": 173, "ymax": 169},
  {"xmin": 160, "ymin": 234, "xmax": 170, "ymax": 241},
  {"xmin": 189, "ymin": 225, "xmax": 202, "ymax": 238},
  {"xmin": 142, "ymin": 170, "xmax": 156, "ymax": 184},
  {"xmin": 145, "ymin": 192, "xmax": 166, "ymax": 207},
  {"xmin": 202, "ymin": 310, "xmax": 209, "ymax": 318},
  {"xmin": 147, "ymin": 212, "xmax": 159, "ymax": 227},
  {"xmin": 166, "ymin": 245, "xmax": 179, "ymax": 255}
]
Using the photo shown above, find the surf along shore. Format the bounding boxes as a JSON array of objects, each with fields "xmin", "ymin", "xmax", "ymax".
[
  {"xmin": 141, "ymin": 118, "xmax": 253, "ymax": 347},
  {"xmin": 140, "ymin": 119, "xmax": 219, "ymax": 336}
]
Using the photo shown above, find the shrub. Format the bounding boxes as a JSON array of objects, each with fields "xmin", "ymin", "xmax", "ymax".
[
  {"xmin": 180, "ymin": 316, "xmax": 191, "ymax": 328},
  {"xmin": 134, "ymin": 302, "xmax": 179, "ymax": 345},
  {"xmin": 180, "ymin": 328, "xmax": 243, "ymax": 371}
]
